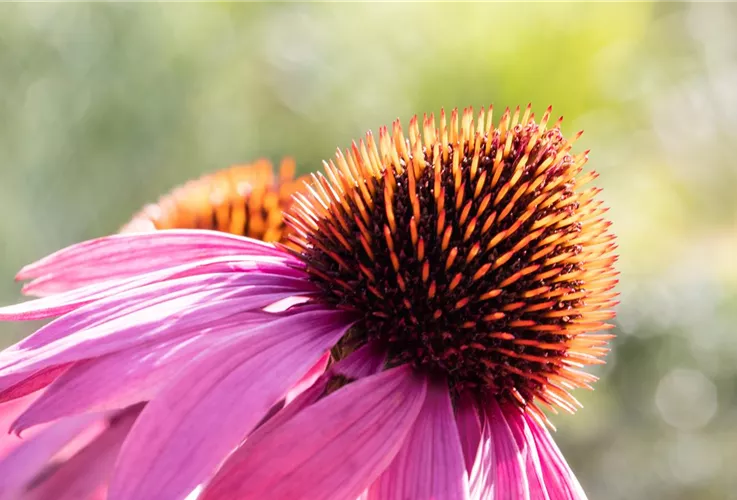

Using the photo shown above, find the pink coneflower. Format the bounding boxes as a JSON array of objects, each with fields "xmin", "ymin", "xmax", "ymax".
[
  {"xmin": 0, "ymin": 159, "xmax": 303, "ymax": 500},
  {"xmin": 0, "ymin": 105, "xmax": 618, "ymax": 500}
]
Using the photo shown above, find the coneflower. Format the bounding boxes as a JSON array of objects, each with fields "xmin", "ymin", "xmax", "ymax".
[
  {"xmin": 121, "ymin": 157, "xmax": 306, "ymax": 242},
  {"xmin": 0, "ymin": 159, "xmax": 303, "ymax": 500},
  {"xmin": 0, "ymin": 105, "xmax": 618, "ymax": 500}
]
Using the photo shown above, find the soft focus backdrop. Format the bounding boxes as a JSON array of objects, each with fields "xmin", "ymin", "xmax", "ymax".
[{"xmin": 1, "ymin": 3, "xmax": 735, "ymax": 499}]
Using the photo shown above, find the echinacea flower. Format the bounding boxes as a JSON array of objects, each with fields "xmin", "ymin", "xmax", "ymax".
[
  {"xmin": 0, "ymin": 159, "xmax": 306, "ymax": 500},
  {"xmin": 121, "ymin": 157, "xmax": 307, "ymax": 242},
  {"xmin": 0, "ymin": 105, "xmax": 618, "ymax": 500}
]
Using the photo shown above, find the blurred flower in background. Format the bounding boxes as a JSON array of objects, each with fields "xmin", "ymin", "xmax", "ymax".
[{"xmin": 0, "ymin": 2, "xmax": 735, "ymax": 499}]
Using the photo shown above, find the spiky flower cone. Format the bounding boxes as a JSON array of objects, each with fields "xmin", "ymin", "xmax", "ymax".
[
  {"xmin": 122, "ymin": 158, "xmax": 307, "ymax": 244},
  {"xmin": 286, "ymin": 105, "xmax": 618, "ymax": 423}
]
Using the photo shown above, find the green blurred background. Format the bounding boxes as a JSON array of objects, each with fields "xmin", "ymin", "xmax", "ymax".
[{"xmin": 1, "ymin": 3, "xmax": 735, "ymax": 499}]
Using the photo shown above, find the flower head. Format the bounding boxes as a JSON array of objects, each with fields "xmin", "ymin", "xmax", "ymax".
[
  {"xmin": 287, "ymin": 105, "xmax": 617, "ymax": 423},
  {"xmin": 0, "ymin": 105, "xmax": 618, "ymax": 500},
  {"xmin": 122, "ymin": 157, "xmax": 307, "ymax": 243}
]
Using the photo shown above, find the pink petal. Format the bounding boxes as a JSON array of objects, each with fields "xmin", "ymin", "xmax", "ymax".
[
  {"xmin": 486, "ymin": 400, "xmax": 529, "ymax": 500},
  {"xmin": 284, "ymin": 351, "xmax": 330, "ymax": 405},
  {"xmin": 525, "ymin": 414, "xmax": 587, "ymax": 500},
  {"xmin": 331, "ymin": 342, "xmax": 387, "ymax": 379},
  {"xmin": 7, "ymin": 271, "xmax": 308, "ymax": 346},
  {"xmin": 368, "ymin": 381, "xmax": 469, "ymax": 500},
  {"xmin": 10, "ymin": 315, "xmax": 266, "ymax": 432},
  {"xmin": 455, "ymin": 392, "xmax": 482, "ymax": 473},
  {"xmin": 0, "ymin": 394, "xmax": 45, "ymax": 459},
  {"xmin": 0, "ymin": 373, "xmax": 32, "ymax": 395},
  {"xmin": 253, "ymin": 342, "xmax": 388, "ymax": 441},
  {"xmin": 2, "ymin": 262, "xmax": 312, "ymax": 322},
  {"xmin": 52, "ymin": 417, "xmax": 108, "ymax": 463},
  {"xmin": 108, "ymin": 309, "xmax": 354, "ymax": 500},
  {"xmin": 0, "ymin": 413, "xmax": 98, "ymax": 499},
  {"xmin": 0, "ymin": 365, "xmax": 71, "ymax": 404},
  {"xmin": 22, "ymin": 408, "xmax": 140, "ymax": 500},
  {"xmin": 0, "ymin": 275, "xmax": 306, "ymax": 381},
  {"xmin": 21, "ymin": 259, "xmax": 299, "ymax": 300},
  {"xmin": 263, "ymin": 295, "xmax": 312, "ymax": 313},
  {"xmin": 503, "ymin": 405, "xmax": 550, "ymax": 500},
  {"xmin": 468, "ymin": 417, "xmax": 494, "ymax": 500},
  {"xmin": 200, "ymin": 365, "xmax": 427, "ymax": 500},
  {"xmin": 16, "ymin": 230, "xmax": 298, "ymax": 294},
  {"xmin": 251, "ymin": 366, "xmax": 331, "ymax": 440}
]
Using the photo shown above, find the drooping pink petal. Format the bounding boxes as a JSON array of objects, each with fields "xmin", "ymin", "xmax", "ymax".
[
  {"xmin": 503, "ymin": 405, "xmax": 550, "ymax": 500},
  {"xmin": 0, "ymin": 373, "xmax": 33, "ymax": 396},
  {"xmin": 7, "ymin": 282, "xmax": 302, "ymax": 354},
  {"xmin": 0, "ymin": 413, "xmax": 98, "ymax": 500},
  {"xmin": 51, "ymin": 417, "xmax": 108, "ymax": 464},
  {"xmin": 108, "ymin": 309, "xmax": 355, "ymax": 500},
  {"xmin": 6, "ymin": 257, "xmax": 310, "ymax": 320},
  {"xmin": 2, "ymin": 261, "xmax": 312, "ymax": 322},
  {"xmin": 284, "ymin": 351, "xmax": 330, "ymax": 405},
  {"xmin": 0, "ymin": 394, "xmax": 45, "ymax": 459},
  {"xmin": 367, "ymin": 380, "xmax": 469, "ymax": 500},
  {"xmin": 525, "ymin": 413, "xmax": 587, "ymax": 500},
  {"xmin": 22, "ymin": 408, "xmax": 141, "ymax": 500},
  {"xmin": 16, "ymin": 230, "xmax": 299, "ymax": 295},
  {"xmin": 468, "ymin": 417, "xmax": 494, "ymax": 500},
  {"xmin": 455, "ymin": 392, "xmax": 482, "ymax": 473},
  {"xmin": 0, "ymin": 274, "xmax": 309, "ymax": 381},
  {"xmin": 255, "ymin": 353, "xmax": 330, "ymax": 429},
  {"xmin": 10, "ymin": 314, "xmax": 269, "ymax": 432},
  {"xmin": 486, "ymin": 400, "xmax": 530, "ymax": 500},
  {"xmin": 0, "ymin": 365, "xmax": 72, "ymax": 404},
  {"xmin": 263, "ymin": 295, "xmax": 312, "ymax": 313},
  {"xmin": 200, "ymin": 365, "xmax": 427, "ymax": 500},
  {"xmin": 330, "ymin": 342, "xmax": 387, "ymax": 379},
  {"xmin": 251, "ymin": 342, "xmax": 388, "ymax": 443}
]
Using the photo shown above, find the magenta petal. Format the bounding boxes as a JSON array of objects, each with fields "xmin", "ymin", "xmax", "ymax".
[
  {"xmin": 331, "ymin": 342, "xmax": 387, "ymax": 379},
  {"xmin": 21, "ymin": 255, "xmax": 305, "ymax": 298},
  {"xmin": 200, "ymin": 365, "xmax": 427, "ymax": 500},
  {"xmin": 455, "ymin": 392, "xmax": 482, "ymax": 473},
  {"xmin": 10, "ymin": 286, "xmax": 300, "ymax": 361},
  {"xmin": 249, "ymin": 342, "xmax": 389, "ymax": 446},
  {"xmin": 3, "ymin": 272, "xmax": 262, "ymax": 343},
  {"xmin": 468, "ymin": 417, "xmax": 494, "ymax": 500},
  {"xmin": 0, "ymin": 413, "xmax": 98, "ymax": 499},
  {"xmin": 525, "ymin": 414, "xmax": 587, "ymax": 500},
  {"xmin": 284, "ymin": 351, "xmax": 330, "ymax": 405},
  {"xmin": 503, "ymin": 406, "xmax": 550, "ymax": 500},
  {"xmin": 10, "ymin": 313, "xmax": 269, "ymax": 432},
  {"xmin": 6, "ymin": 257, "xmax": 309, "ymax": 320},
  {"xmin": 486, "ymin": 400, "xmax": 529, "ymax": 500},
  {"xmin": 368, "ymin": 381, "xmax": 469, "ymax": 500},
  {"xmin": 0, "ymin": 365, "xmax": 71, "ymax": 404},
  {"xmin": 249, "ymin": 365, "xmax": 331, "ymax": 443},
  {"xmin": 107, "ymin": 309, "xmax": 354, "ymax": 500},
  {"xmin": 3, "ymin": 279, "xmax": 147, "ymax": 321},
  {"xmin": 16, "ymin": 230, "xmax": 298, "ymax": 294},
  {"xmin": 10, "ymin": 323, "xmax": 262, "ymax": 432},
  {"xmin": 22, "ymin": 409, "xmax": 140, "ymax": 500},
  {"xmin": 0, "ymin": 394, "xmax": 43, "ymax": 459},
  {"xmin": 2, "ymin": 262, "xmax": 312, "ymax": 323},
  {"xmin": 0, "ymin": 276, "xmax": 305, "ymax": 381}
]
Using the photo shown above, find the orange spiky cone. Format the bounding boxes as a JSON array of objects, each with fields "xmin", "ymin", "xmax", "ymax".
[
  {"xmin": 122, "ymin": 158, "xmax": 308, "ymax": 245},
  {"xmin": 286, "ymin": 105, "xmax": 619, "ymax": 424}
]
